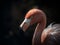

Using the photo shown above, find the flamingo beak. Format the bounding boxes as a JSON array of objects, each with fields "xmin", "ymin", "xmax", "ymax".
[{"xmin": 20, "ymin": 18, "xmax": 32, "ymax": 32}]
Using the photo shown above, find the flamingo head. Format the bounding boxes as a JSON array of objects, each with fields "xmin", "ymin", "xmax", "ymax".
[{"xmin": 20, "ymin": 8, "xmax": 45, "ymax": 31}]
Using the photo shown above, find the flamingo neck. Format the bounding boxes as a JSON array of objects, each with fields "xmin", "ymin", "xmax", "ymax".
[{"xmin": 32, "ymin": 14, "xmax": 46, "ymax": 45}]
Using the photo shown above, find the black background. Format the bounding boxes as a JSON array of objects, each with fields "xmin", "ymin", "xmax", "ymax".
[{"xmin": 1, "ymin": 0, "xmax": 60, "ymax": 45}]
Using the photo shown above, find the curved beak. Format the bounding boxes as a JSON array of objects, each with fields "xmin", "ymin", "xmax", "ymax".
[{"xmin": 20, "ymin": 18, "xmax": 32, "ymax": 32}]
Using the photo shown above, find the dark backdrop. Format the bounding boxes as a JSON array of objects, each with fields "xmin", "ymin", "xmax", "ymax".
[{"xmin": 1, "ymin": 0, "xmax": 59, "ymax": 45}]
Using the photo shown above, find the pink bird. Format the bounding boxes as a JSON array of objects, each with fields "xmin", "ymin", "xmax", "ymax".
[
  {"xmin": 20, "ymin": 8, "xmax": 60, "ymax": 45},
  {"xmin": 20, "ymin": 8, "xmax": 46, "ymax": 45}
]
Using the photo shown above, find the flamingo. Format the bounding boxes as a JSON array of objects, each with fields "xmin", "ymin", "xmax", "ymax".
[
  {"xmin": 20, "ymin": 8, "xmax": 46, "ymax": 45},
  {"xmin": 20, "ymin": 8, "xmax": 60, "ymax": 45}
]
